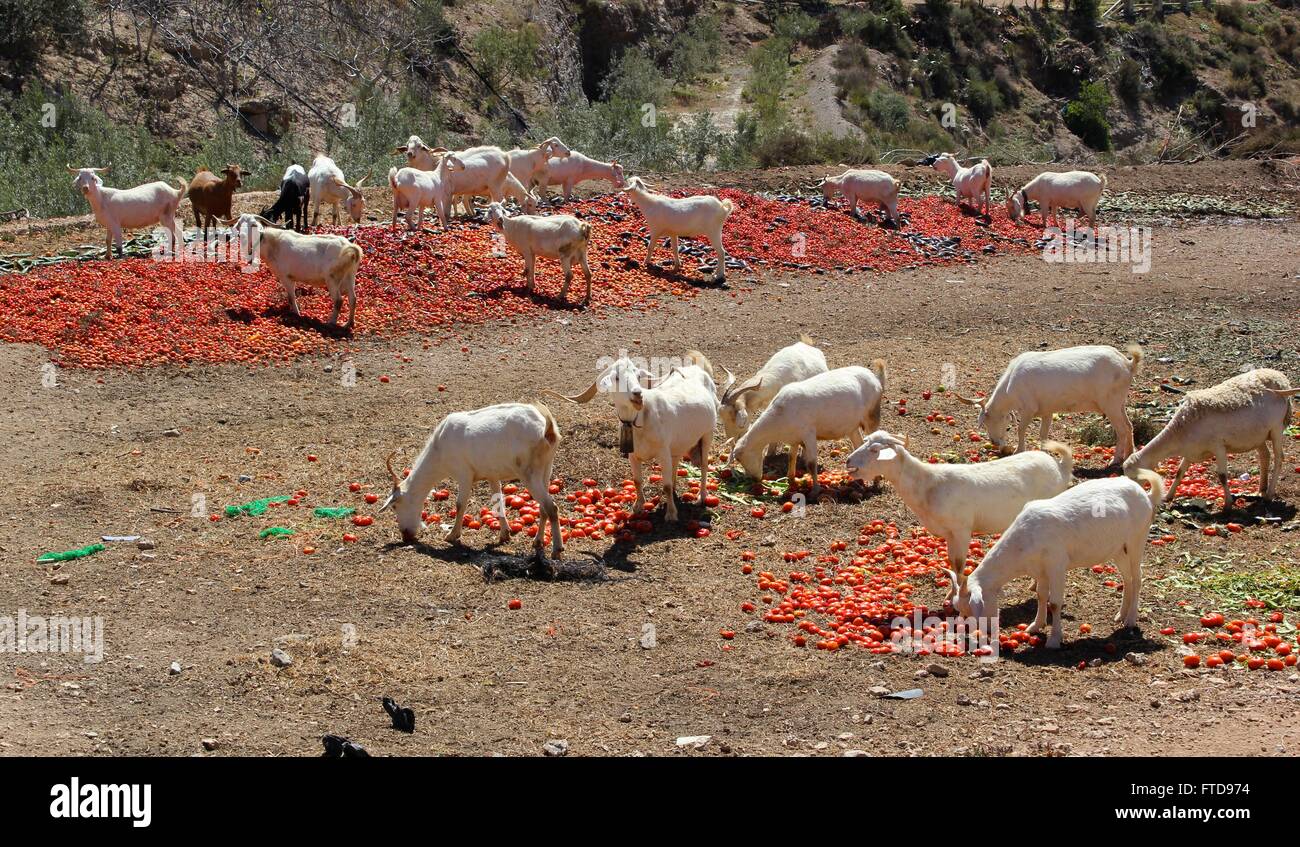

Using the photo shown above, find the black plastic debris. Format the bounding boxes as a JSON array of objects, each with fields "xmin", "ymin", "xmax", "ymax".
[
  {"xmin": 321, "ymin": 734, "xmax": 371, "ymax": 757},
  {"xmin": 382, "ymin": 697, "xmax": 416, "ymax": 734}
]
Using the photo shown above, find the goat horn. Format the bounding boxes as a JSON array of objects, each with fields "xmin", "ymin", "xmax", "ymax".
[
  {"xmin": 385, "ymin": 451, "xmax": 401, "ymax": 487},
  {"xmin": 66, "ymin": 163, "xmax": 79, "ymax": 173},
  {"xmin": 542, "ymin": 383, "xmax": 598, "ymax": 404},
  {"xmin": 95, "ymin": 164, "xmax": 112, "ymax": 174},
  {"xmin": 953, "ymin": 393, "xmax": 986, "ymax": 407},
  {"xmin": 726, "ymin": 378, "xmax": 763, "ymax": 404},
  {"xmin": 719, "ymin": 367, "xmax": 736, "ymax": 397}
]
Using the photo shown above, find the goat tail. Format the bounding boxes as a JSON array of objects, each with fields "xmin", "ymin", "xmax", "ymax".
[
  {"xmin": 1100, "ymin": 173, "xmax": 1108, "ymax": 192},
  {"xmin": 1134, "ymin": 468, "xmax": 1164, "ymax": 518},
  {"xmin": 720, "ymin": 198, "xmax": 734, "ymax": 217},
  {"xmin": 533, "ymin": 402, "xmax": 561, "ymax": 445},
  {"xmin": 388, "ymin": 166, "xmax": 399, "ymax": 189},
  {"xmin": 1040, "ymin": 440, "xmax": 1074, "ymax": 478},
  {"xmin": 869, "ymin": 357, "xmax": 887, "ymax": 390},
  {"xmin": 799, "ymin": 333, "xmax": 815, "ymax": 346},
  {"xmin": 1124, "ymin": 343, "xmax": 1144, "ymax": 375},
  {"xmin": 684, "ymin": 349, "xmax": 714, "ymax": 379},
  {"xmin": 174, "ymin": 178, "xmax": 189, "ymax": 202},
  {"xmin": 578, "ymin": 220, "xmax": 593, "ymax": 242}
]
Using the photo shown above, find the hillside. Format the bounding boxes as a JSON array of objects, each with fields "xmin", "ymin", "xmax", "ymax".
[{"xmin": 2, "ymin": 0, "xmax": 1298, "ymax": 218}]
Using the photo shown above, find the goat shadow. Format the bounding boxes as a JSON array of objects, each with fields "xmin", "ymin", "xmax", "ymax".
[
  {"xmin": 386, "ymin": 538, "xmax": 625, "ymax": 583},
  {"xmin": 989, "ymin": 596, "xmax": 1166, "ymax": 667}
]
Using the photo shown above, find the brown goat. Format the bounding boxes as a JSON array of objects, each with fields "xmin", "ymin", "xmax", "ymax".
[{"xmin": 188, "ymin": 164, "xmax": 250, "ymax": 241}]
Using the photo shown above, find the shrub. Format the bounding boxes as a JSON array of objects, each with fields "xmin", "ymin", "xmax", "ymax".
[
  {"xmin": 1063, "ymin": 80, "xmax": 1112, "ymax": 150},
  {"xmin": 1116, "ymin": 58, "xmax": 1144, "ymax": 106},
  {"xmin": 865, "ymin": 88, "xmax": 912, "ymax": 133},
  {"xmin": 965, "ymin": 76, "xmax": 1003, "ymax": 124},
  {"xmin": 838, "ymin": 0, "xmax": 914, "ymax": 57},
  {"xmin": 472, "ymin": 22, "xmax": 542, "ymax": 93},
  {"xmin": 668, "ymin": 15, "xmax": 722, "ymax": 85}
]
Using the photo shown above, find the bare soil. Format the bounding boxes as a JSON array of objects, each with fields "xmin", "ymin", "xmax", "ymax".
[{"xmin": 1, "ymin": 165, "xmax": 1298, "ymax": 757}]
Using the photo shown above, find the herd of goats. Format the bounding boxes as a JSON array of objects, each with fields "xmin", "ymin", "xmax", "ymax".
[{"xmin": 59, "ymin": 135, "xmax": 1295, "ymax": 645}]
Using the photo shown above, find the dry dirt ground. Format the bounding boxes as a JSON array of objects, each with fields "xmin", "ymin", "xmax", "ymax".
[{"xmin": 1, "ymin": 164, "xmax": 1298, "ymax": 757}]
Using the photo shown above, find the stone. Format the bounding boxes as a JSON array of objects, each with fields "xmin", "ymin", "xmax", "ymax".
[
  {"xmin": 926, "ymin": 662, "xmax": 950, "ymax": 678},
  {"xmin": 270, "ymin": 648, "xmax": 293, "ymax": 668},
  {"xmin": 168, "ymin": 662, "xmax": 182, "ymax": 675},
  {"xmin": 675, "ymin": 735, "xmax": 711, "ymax": 750},
  {"xmin": 542, "ymin": 739, "xmax": 569, "ymax": 757}
]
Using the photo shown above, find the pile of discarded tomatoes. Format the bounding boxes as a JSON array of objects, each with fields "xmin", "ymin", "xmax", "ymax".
[
  {"xmin": 1076, "ymin": 446, "xmax": 1262, "ymax": 510},
  {"xmin": 733, "ymin": 521, "xmax": 1021, "ymax": 655},
  {"xmin": 1173, "ymin": 612, "xmax": 1297, "ymax": 671},
  {"xmin": 0, "ymin": 190, "xmax": 1034, "ymax": 369}
]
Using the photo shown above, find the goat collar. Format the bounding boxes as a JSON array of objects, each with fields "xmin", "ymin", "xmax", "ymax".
[
  {"xmin": 617, "ymin": 410, "xmax": 642, "ymax": 427},
  {"xmin": 1019, "ymin": 189, "xmax": 1028, "ymax": 205}
]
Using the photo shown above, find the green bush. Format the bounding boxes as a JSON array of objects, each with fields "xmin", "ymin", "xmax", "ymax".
[
  {"xmin": 965, "ymin": 76, "xmax": 1003, "ymax": 124},
  {"xmin": 1116, "ymin": 58, "xmax": 1144, "ymax": 106},
  {"xmin": 472, "ymin": 22, "xmax": 542, "ymax": 94},
  {"xmin": 838, "ymin": 0, "xmax": 914, "ymax": 57},
  {"xmin": 1063, "ymin": 80, "xmax": 1113, "ymax": 150},
  {"xmin": 668, "ymin": 15, "xmax": 723, "ymax": 85}
]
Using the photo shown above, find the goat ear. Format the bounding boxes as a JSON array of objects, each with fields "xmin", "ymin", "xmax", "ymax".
[
  {"xmin": 378, "ymin": 489, "xmax": 398, "ymax": 512},
  {"xmin": 876, "ymin": 447, "xmax": 897, "ymax": 462},
  {"xmin": 953, "ymin": 393, "xmax": 986, "ymax": 407},
  {"xmin": 942, "ymin": 568, "xmax": 961, "ymax": 590},
  {"xmin": 394, "ymin": 146, "xmax": 408, "ymax": 153}
]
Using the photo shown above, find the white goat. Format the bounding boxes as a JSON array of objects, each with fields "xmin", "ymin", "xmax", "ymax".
[
  {"xmin": 957, "ymin": 344, "xmax": 1143, "ymax": 461},
  {"xmin": 507, "ymin": 137, "xmax": 572, "ymax": 191},
  {"xmin": 542, "ymin": 152, "xmax": 625, "ymax": 199},
  {"xmin": 230, "ymin": 213, "xmax": 362, "ymax": 328},
  {"xmin": 955, "ymin": 471, "xmax": 1164, "ymax": 649},
  {"xmin": 549, "ymin": 351, "xmax": 718, "ymax": 522},
  {"xmin": 732, "ymin": 361, "xmax": 887, "ymax": 496},
  {"xmin": 622, "ymin": 176, "xmax": 732, "ymax": 281},
  {"xmin": 820, "ymin": 168, "xmax": 900, "ymax": 223},
  {"xmin": 1007, "ymin": 171, "xmax": 1107, "ymax": 230},
  {"xmin": 388, "ymin": 166, "xmax": 444, "ymax": 231},
  {"xmin": 453, "ymin": 172, "xmax": 539, "ymax": 218},
  {"xmin": 929, "ymin": 153, "xmax": 992, "ymax": 217},
  {"xmin": 394, "ymin": 135, "xmax": 447, "ymax": 171},
  {"xmin": 485, "ymin": 202, "xmax": 593, "ymax": 305},
  {"xmin": 719, "ymin": 335, "xmax": 829, "ymax": 439},
  {"xmin": 308, "ymin": 155, "xmax": 367, "ymax": 225},
  {"xmin": 379, "ymin": 402, "xmax": 563, "ymax": 569},
  {"xmin": 67, "ymin": 165, "xmax": 187, "ymax": 258},
  {"xmin": 438, "ymin": 146, "xmax": 510, "ymax": 218},
  {"xmin": 846, "ymin": 431, "xmax": 1073, "ymax": 601},
  {"xmin": 1124, "ymin": 369, "xmax": 1296, "ymax": 507}
]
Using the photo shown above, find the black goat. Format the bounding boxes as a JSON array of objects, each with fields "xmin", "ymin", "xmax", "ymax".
[{"xmin": 260, "ymin": 164, "xmax": 311, "ymax": 231}]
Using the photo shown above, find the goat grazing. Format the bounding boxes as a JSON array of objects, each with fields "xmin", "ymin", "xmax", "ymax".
[
  {"xmin": 485, "ymin": 202, "xmax": 593, "ymax": 305},
  {"xmin": 542, "ymin": 152, "xmax": 625, "ymax": 199},
  {"xmin": 308, "ymin": 155, "xmax": 367, "ymax": 226},
  {"xmin": 719, "ymin": 335, "xmax": 829, "ymax": 440},
  {"xmin": 955, "ymin": 471, "xmax": 1164, "ymax": 649},
  {"xmin": 1123, "ymin": 369, "xmax": 1296, "ymax": 508},
  {"xmin": 507, "ymin": 137, "xmax": 572, "ymax": 191},
  {"xmin": 820, "ymin": 168, "xmax": 900, "ymax": 224},
  {"xmin": 260, "ymin": 164, "xmax": 310, "ymax": 231},
  {"xmin": 1007, "ymin": 170, "xmax": 1107, "ymax": 230},
  {"xmin": 957, "ymin": 344, "xmax": 1143, "ymax": 461},
  {"xmin": 622, "ymin": 176, "xmax": 732, "ymax": 281},
  {"xmin": 188, "ymin": 164, "xmax": 250, "ymax": 241},
  {"xmin": 67, "ymin": 164, "xmax": 187, "ymax": 258},
  {"xmin": 846, "ymin": 431, "xmax": 1073, "ymax": 601},
  {"xmin": 732, "ymin": 361, "xmax": 887, "ymax": 496},
  {"xmin": 380, "ymin": 402, "xmax": 564, "ymax": 570},
  {"xmin": 228, "ymin": 213, "xmax": 362, "ymax": 328},
  {"xmin": 926, "ymin": 153, "xmax": 992, "ymax": 217},
  {"xmin": 548, "ymin": 351, "xmax": 718, "ymax": 522}
]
